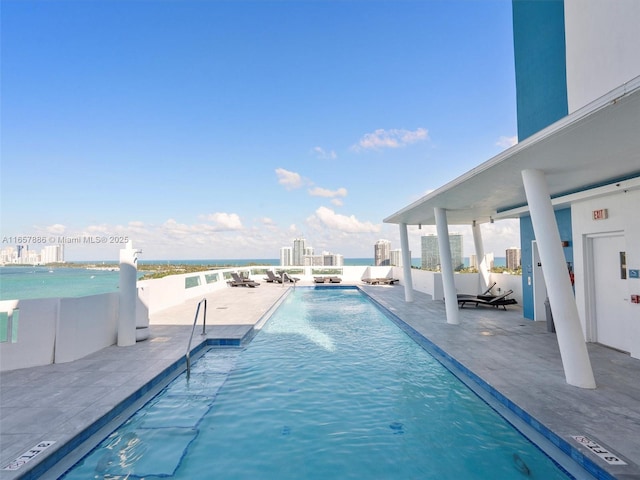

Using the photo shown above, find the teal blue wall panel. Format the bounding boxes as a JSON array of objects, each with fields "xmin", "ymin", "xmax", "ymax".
[
  {"xmin": 512, "ymin": 0, "xmax": 568, "ymax": 140},
  {"xmin": 520, "ymin": 208, "xmax": 573, "ymax": 320}
]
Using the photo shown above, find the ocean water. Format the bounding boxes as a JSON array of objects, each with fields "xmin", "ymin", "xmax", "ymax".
[{"xmin": 0, "ymin": 266, "xmax": 123, "ymax": 301}]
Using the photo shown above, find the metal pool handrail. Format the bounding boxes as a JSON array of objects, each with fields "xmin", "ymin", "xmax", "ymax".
[{"xmin": 186, "ymin": 297, "xmax": 207, "ymax": 379}]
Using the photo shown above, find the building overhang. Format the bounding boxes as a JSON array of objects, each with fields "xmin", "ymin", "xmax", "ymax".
[{"xmin": 384, "ymin": 76, "xmax": 640, "ymax": 226}]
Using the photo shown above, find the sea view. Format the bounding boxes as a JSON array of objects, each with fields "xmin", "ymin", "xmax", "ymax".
[
  {"xmin": 0, "ymin": 257, "xmax": 505, "ymax": 301},
  {"xmin": 0, "ymin": 259, "xmax": 375, "ymax": 300}
]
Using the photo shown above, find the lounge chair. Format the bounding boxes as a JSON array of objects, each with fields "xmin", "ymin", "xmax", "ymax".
[
  {"xmin": 313, "ymin": 276, "xmax": 341, "ymax": 283},
  {"xmin": 458, "ymin": 290, "xmax": 517, "ymax": 310},
  {"xmin": 227, "ymin": 279, "xmax": 260, "ymax": 287},
  {"xmin": 264, "ymin": 270, "xmax": 284, "ymax": 283},
  {"xmin": 362, "ymin": 277, "xmax": 399, "ymax": 285},
  {"xmin": 228, "ymin": 272, "xmax": 260, "ymax": 287},
  {"xmin": 282, "ymin": 272, "xmax": 299, "ymax": 283}
]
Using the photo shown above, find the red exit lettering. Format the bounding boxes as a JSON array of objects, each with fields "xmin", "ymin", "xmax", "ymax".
[{"xmin": 592, "ymin": 209, "xmax": 608, "ymax": 220}]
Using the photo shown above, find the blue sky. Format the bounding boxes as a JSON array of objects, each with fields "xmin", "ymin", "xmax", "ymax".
[{"xmin": 1, "ymin": 0, "xmax": 519, "ymax": 261}]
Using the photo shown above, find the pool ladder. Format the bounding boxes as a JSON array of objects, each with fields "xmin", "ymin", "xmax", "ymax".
[{"xmin": 185, "ymin": 298, "xmax": 207, "ymax": 379}]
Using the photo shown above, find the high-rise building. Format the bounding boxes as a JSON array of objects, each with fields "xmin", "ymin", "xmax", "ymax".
[
  {"xmin": 374, "ymin": 239, "xmax": 391, "ymax": 266},
  {"xmin": 390, "ymin": 249, "xmax": 404, "ymax": 267},
  {"xmin": 280, "ymin": 247, "xmax": 292, "ymax": 266},
  {"xmin": 304, "ymin": 252, "xmax": 343, "ymax": 267},
  {"xmin": 449, "ymin": 234, "xmax": 464, "ymax": 271},
  {"xmin": 292, "ymin": 238, "xmax": 306, "ymax": 266},
  {"xmin": 421, "ymin": 234, "xmax": 463, "ymax": 271},
  {"xmin": 282, "ymin": 238, "xmax": 341, "ymax": 267},
  {"xmin": 421, "ymin": 235, "xmax": 439, "ymax": 270},
  {"xmin": 506, "ymin": 247, "xmax": 521, "ymax": 271},
  {"xmin": 42, "ymin": 245, "xmax": 64, "ymax": 264}
]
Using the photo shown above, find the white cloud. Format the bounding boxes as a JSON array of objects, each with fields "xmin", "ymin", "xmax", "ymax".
[
  {"xmin": 126, "ymin": 221, "xmax": 147, "ymax": 234},
  {"xmin": 480, "ymin": 219, "xmax": 520, "ymax": 254},
  {"xmin": 86, "ymin": 224, "xmax": 110, "ymax": 234},
  {"xmin": 313, "ymin": 146, "xmax": 337, "ymax": 160},
  {"xmin": 206, "ymin": 212, "xmax": 243, "ymax": 230},
  {"xmin": 276, "ymin": 168, "xmax": 305, "ymax": 190},
  {"xmin": 45, "ymin": 224, "xmax": 66, "ymax": 234},
  {"xmin": 352, "ymin": 127, "xmax": 429, "ymax": 151},
  {"xmin": 496, "ymin": 135, "xmax": 518, "ymax": 149},
  {"xmin": 310, "ymin": 206, "xmax": 380, "ymax": 234},
  {"xmin": 308, "ymin": 186, "xmax": 348, "ymax": 198},
  {"xmin": 162, "ymin": 218, "xmax": 196, "ymax": 237},
  {"xmin": 331, "ymin": 198, "xmax": 343, "ymax": 207}
]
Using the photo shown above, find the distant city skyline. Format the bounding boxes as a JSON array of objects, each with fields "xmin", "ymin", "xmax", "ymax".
[
  {"xmin": 280, "ymin": 237, "xmax": 343, "ymax": 267},
  {"xmin": 1, "ymin": 244, "xmax": 64, "ymax": 265}
]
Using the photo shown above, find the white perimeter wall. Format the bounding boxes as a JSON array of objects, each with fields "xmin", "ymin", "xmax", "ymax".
[
  {"xmin": 572, "ymin": 189, "xmax": 640, "ymax": 359},
  {"xmin": 1, "ymin": 293, "xmax": 119, "ymax": 371},
  {"xmin": 564, "ymin": 0, "xmax": 640, "ymax": 112},
  {"xmin": 55, "ymin": 293, "xmax": 119, "ymax": 363},
  {"xmin": 1, "ymin": 265, "xmax": 524, "ymax": 371},
  {"xmin": 392, "ymin": 267, "xmax": 523, "ymax": 305},
  {"xmin": 0, "ymin": 298, "xmax": 58, "ymax": 370}
]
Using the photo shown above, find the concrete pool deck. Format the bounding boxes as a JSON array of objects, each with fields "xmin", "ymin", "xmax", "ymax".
[{"xmin": 1, "ymin": 283, "xmax": 639, "ymax": 479}]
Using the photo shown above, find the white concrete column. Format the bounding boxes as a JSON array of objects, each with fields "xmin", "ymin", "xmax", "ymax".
[
  {"xmin": 435, "ymin": 208, "xmax": 459, "ymax": 325},
  {"xmin": 118, "ymin": 241, "xmax": 140, "ymax": 347},
  {"xmin": 399, "ymin": 223, "xmax": 414, "ymax": 302},
  {"xmin": 472, "ymin": 221, "xmax": 490, "ymax": 293},
  {"xmin": 522, "ymin": 169, "xmax": 596, "ymax": 389}
]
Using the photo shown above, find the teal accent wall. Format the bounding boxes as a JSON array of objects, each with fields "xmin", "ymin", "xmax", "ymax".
[
  {"xmin": 520, "ymin": 208, "xmax": 573, "ymax": 319},
  {"xmin": 512, "ymin": 0, "xmax": 569, "ymax": 140}
]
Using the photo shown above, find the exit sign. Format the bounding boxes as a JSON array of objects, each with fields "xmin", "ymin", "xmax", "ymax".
[{"xmin": 593, "ymin": 209, "xmax": 608, "ymax": 220}]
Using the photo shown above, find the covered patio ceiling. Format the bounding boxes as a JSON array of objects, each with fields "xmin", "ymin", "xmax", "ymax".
[{"xmin": 384, "ymin": 76, "xmax": 640, "ymax": 227}]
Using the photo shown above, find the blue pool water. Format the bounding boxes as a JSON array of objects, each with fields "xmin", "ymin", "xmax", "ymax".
[{"xmin": 62, "ymin": 288, "xmax": 570, "ymax": 479}]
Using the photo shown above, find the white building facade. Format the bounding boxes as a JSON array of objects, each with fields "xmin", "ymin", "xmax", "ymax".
[
  {"xmin": 279, "ymin": 247, "xmax": 292, "ymax": 267},
  {"xmin": 385, "ymin": 0, "xmax": 640, "ymax": 388},
  {"xmin": 374, "ymin": 239, "xmax": 391, "ymax": 266}
]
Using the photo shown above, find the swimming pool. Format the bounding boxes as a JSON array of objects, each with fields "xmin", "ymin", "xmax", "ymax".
[{"xmin": 61, "ymin": 287, "xmax": 573, "ymax": 479}]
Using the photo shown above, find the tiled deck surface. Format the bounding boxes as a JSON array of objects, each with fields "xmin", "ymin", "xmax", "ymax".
[{"xmin": 1, "ymin": 282, "xmax": 639, "ymax": 479}]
